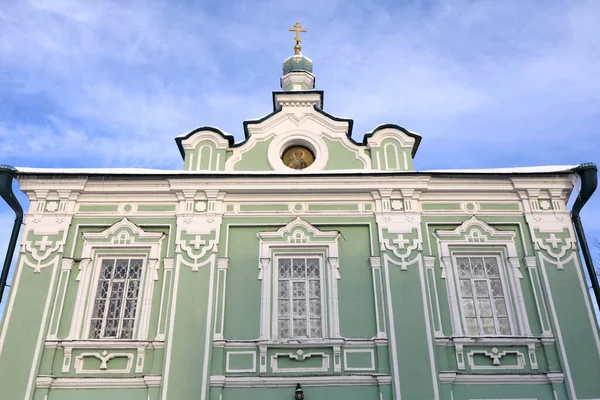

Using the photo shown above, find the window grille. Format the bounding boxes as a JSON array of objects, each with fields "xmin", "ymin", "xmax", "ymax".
[
  {"xmin": 277, "ymin": 257, "xmax": 322, "ymax": 338},
  {"xmin": 89, "ymin": 258, "xmax": 143, "ymax": 339},
  {"xmin": 455, "ymin": 256, "xmax": 511, "ymax": 335}
]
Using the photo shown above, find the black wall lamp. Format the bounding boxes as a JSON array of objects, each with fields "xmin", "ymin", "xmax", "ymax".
[{"xmin": 294, "ymin": 383, "xmax": 304, "ymax": 400}]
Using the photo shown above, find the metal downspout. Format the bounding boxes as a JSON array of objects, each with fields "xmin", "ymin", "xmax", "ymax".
[
  {"xmin": 0, "ymin": 165, "xmax": 23, "ymax": 305},
  {"xmin": 571, "ymin": 162, "xmax": 600, "ymax": 312}
]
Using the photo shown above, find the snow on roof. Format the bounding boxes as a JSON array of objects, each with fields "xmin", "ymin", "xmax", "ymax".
[
  {"xmin": 15, "ymin": 165, "xmax": 579, "ymax": 176},
  {"xmin": 175, "ymin": 126, "xmax": 233, "ymax": 139}
]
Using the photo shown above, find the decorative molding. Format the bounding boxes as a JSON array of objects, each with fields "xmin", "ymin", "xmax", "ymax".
[
  {"xmin": 456, "ymin": 343, "xmax": 465, "ymax": 370},
  {"xmin": 270, "ymin": 350, "xmax": 329, "ymax": 373},
  {"xmin": 21, "ymin": 234, "xmax": 64, "ymax": 273},
  {"xmin": 214, "ymin": 338, "xmax": 385, "ymax": 348},
  {"xmin": 438, "ymin": 372, "xmax": 563, "ymax": 384},
  {"xmin": 62, "ymin": 347, "xmax": 73, "ymax": 373},
  {"xmin": 57, "ymin": 340, "xmax": 159, "ymax": 373},
  {"xmin": 225, "ymin": 351, "xmax": 257, "ymax": 373},
  {"xmin": 333, "ymin": 345, "xmax": 342, "ymax": 373},
  {"xmin": 47, "ymin": 339, "xmax": 164, "ymax": 350},
  {"xmin": 36, "ymin": 376, "xmax": 162, "ymax": 389},
  {"xmin": 532, "ymin": 229, "xmax": 576, "ymax": 267},
  {"xmin": 434, "ymin": 336, "xmax": 554, "ymax": 346},
  {"xmin": 343, "ymin": 348, "xmax": 375, "ymax": 371},
  {"xmin": 257, "ymin": 218, "xmax": 341, "ymax": 340},
  {"xmin": 177, "ymin": 233, "xmax": 219, "ymax": 271},
  {"xmin": 528, "ymin": 343, "xmax": 538, "ymax": 370},
  {"xmin": 217, "ymin": 257, "xmax": 229, "ymax": 270},
  {"xmin": 371, "ymin": 186, "xmax": 426, "ymax": 267},
  {"xmin": 210, "ymin": 375, "xmax": 385, "ymax": 388},
  {"xmin": 434, "ymin": 216, "xmax": 531, "ymax": 337},
  {"xmin": 163, "ymin": 258, "xmax": 174, "ymax": 270},
  {"xmin": 466, "ymin": 347, "xmax": 525, "ymax": 370},
  {"xmin": 82, "ymin": 218, "xmax": 164, "ymax": 246},
  {"xmin": 68, "ymin": 220, "xmax": 165, "ymax": 341},
  {"xmin": 224, "ymin": 108, "xmax": 371, "ymax": 171},
  {"xmin": 61, "ymin": 258, "xmax": 74, "ymax": 270},
  {"xmin": 369, "ymin": 256, "xmax": 381, "ymax": 269},
  {"xmin": 74, "ymin": 350, "xmax": 134, "ymax": 373},
  {"xmin": 267, "ymin": 129, "xmax": 331, "ymax": 172}
]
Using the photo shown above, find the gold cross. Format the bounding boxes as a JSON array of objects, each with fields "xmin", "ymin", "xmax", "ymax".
[{"xmin": 289, "ymin": 22, "xmax": 306, "ymax": 45}]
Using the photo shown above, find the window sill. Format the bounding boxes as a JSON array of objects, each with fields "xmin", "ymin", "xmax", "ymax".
[
  {"xmin": 434, "ymin": 335, "xmax": 554, "ymax": 346},
  {"xmin": 213, "ymin": 337, "xmax": 387, "ymax": 348},
  {"xmin": 45, "ymin": 339, "xmax": 165, "ymax": 350}
]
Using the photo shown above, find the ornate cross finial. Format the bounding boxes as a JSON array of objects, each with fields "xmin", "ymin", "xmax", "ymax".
[{"xmin": 289, "ymin": 22, "xmax": 306, "ymax": 55}]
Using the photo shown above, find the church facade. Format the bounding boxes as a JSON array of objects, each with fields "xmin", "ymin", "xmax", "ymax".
[{"xmin": 1, "ymin": 26, "xmax": 600, "ymax": 400}]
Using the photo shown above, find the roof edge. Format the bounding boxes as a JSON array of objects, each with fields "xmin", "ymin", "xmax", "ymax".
[{"xmin": 174, "ymin": 126, "xmax": 235, "ymax": 159}]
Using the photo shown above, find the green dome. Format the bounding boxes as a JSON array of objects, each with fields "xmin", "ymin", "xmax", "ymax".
[{"xmin": 283, "ymin": 53, "xmax": 313, "ymax": 74}]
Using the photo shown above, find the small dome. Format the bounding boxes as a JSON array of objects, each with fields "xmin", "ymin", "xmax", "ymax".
[{"xmin": 283, "ymin": 53, "xmax": 313, "ymax": 74}]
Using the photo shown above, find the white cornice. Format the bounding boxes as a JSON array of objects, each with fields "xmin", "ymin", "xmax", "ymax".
[
  {"xmin": 45, "ymin": 339, "xmax": 165, "ymax": 350},
  {"xmin": 210, "ymin": 375, "xmax": 387, "ymax": 387},
  {"xmin": 36, "ymin": 376, "xmax": 162, "ymax": 389},
  {"xmin": 273, "ymin": 91, "xmax": 321, "ymax": 109},
  {"xmin": 14, "ymin": 174, "xmax": 576, "ymax": 205},
  {"xmin": 438, "ymin": 372, "xmax": 563, "ymax": 384},
  {"xmin": 212, "ymin": 338, "xmax": 385, "ymax": 348},
  {"xmin": 434, "ymin": 336, "xmax": 554, "ymax": 346}
]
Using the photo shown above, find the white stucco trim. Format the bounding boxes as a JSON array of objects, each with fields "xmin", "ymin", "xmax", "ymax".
[
  {"xmin": 434, "ymin": 217, "xmax": 531, "ymax": 337},
  {"xmin": 438, "ymin": 372, "xmax": 563, "ymax": 384},
  {"xmin": 225, "ymin": 351, "xmax": 257, "ymax": 373},
  {"xmin": 161, "ymin": 257, "xmax": 181, "ymax": 399},
  {"xmin": 382, "ymin": 254, "xmax": 402, "ymax": 400},
  {"xmin": 36, "ymin": 375, "xmax": 162, "ymax": 389},
  {"xmin": 16, "ymin": 164, "xmax": 578, "ymax": 175},
  {"xmin": 270, "ymin": 351, "xmax": 329, "ymax": 373},
  {"xmin": 343, "ymin": 348, "xmax": 375, "ymax": 371},
  {"xmin": 74, "ymin": 352, "xmax": 134, "ymax": 374},
  {"xmin": 267, "ymin": 129, "xmax": 329, "ymax": 172},
  {"xmin": 68, "ymin": 218, "xmax": 165, "ymax": 341},
  {"xmin": 257, "ymin": 218, "xmax": 341, "ymax": 341},
  {"xmin": 210, "ymin": 375, "xmax": 388, "ymax": 387}
]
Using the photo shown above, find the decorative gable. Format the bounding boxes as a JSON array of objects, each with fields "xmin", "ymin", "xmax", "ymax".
[
  {"xmin": 433, "ymin": 216, "xmax": 516, "ymax": 244},
  {"xmin": 81, "ymin": 218, "xmax": 165, "ymax": 248},
  {"xmin": 257, "ymin": 217, "xmax": 340, "ymax": 244},
  {"xmin": 175, "ymin": 93, "xmax": 421, "ymax": 173}
]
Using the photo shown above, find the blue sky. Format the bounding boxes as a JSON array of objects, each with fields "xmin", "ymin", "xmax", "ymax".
[{"xmin": 0, "ymin": 0, "xmax": 599, "ymax": 303}]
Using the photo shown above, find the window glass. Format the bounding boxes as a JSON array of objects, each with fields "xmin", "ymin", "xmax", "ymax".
[
  {"xmin": 89, "ymin": 258, "xmax": 143, "ymax": 339},
  {"xmin": 277, "ymin": 257, "xmax": 322, "ymax": 338},
  {"xmin": 456, "ymin": 256, "xmax": 510, "ymax": 335}
]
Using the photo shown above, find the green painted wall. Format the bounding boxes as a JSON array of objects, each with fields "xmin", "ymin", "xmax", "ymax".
[
  {"xmin": 322, "ymin": 137, "xmax": 365, "ymax": 170},
  {"xmin": 542, "ymin": 254, "xmax": 600, "ymax": 398},
  {"xmin": 385, "ymin": 253, "xmax": 436, "ymax": 399},
  {"xmin": 0, "ymin": 256, "xmax": 57, "ymax": 399},
  {"xmin": 2, "ymin": 190, "xmax": 600, "ymax": 400},
  {"xmin": 219, "ymin": 385, "xmax": 382, "ymax": 400},
  {"xmin": 223, "ymin": 226, "xmax": 263, "ymax": 339},
  {"xmin": 163, "ymin": 261, "xmax": 213, "ymax": 399},
  {"xmin": 451, "ymin": 383, "xmax": 555, "ymax": 399},
  {"xmin": 232, "ymin": 139, "xmax": 273, "ymax": 171},
  {"xmin": 45, "ymin": 388, "xmax": 148, "ymax": 400}
]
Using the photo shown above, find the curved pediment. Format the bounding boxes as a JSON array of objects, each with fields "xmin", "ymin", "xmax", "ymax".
[{"xmin": 175, "ymin": 91, "xmax": 421, "ymax": 172}]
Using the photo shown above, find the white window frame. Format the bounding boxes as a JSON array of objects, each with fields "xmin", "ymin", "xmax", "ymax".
[
  {"xmin": 257, "ymin": 218, "xmax": 341, "ymax": 341},
  {"xmin": 68, "ymin": 218, "xmax": 164, "ymax": 341},
  {"xmin": 451, "ymin": 252, "xmax": 515, "ymax": 336},
  {"xmin": 434, "ymin": 216, "xmax": 531, "ymax": 337},
  {"xmin": 272, "ymin": 253, "xmax": 326, "ymax": 339}
]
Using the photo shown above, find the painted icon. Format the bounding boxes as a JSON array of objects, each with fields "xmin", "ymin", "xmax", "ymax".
[{"xmin": 282, "ymin": 146, "xmax": 315, "ymax": 170}]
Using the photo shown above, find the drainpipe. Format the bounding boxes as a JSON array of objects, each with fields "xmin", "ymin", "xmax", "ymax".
[
  {"xmin": 0, "ymin": 165, "xmax": 23, "ymax": 305},
  {"xmin": 571, "ymin": 162, "xmax": 600, "ymax": 312}
]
